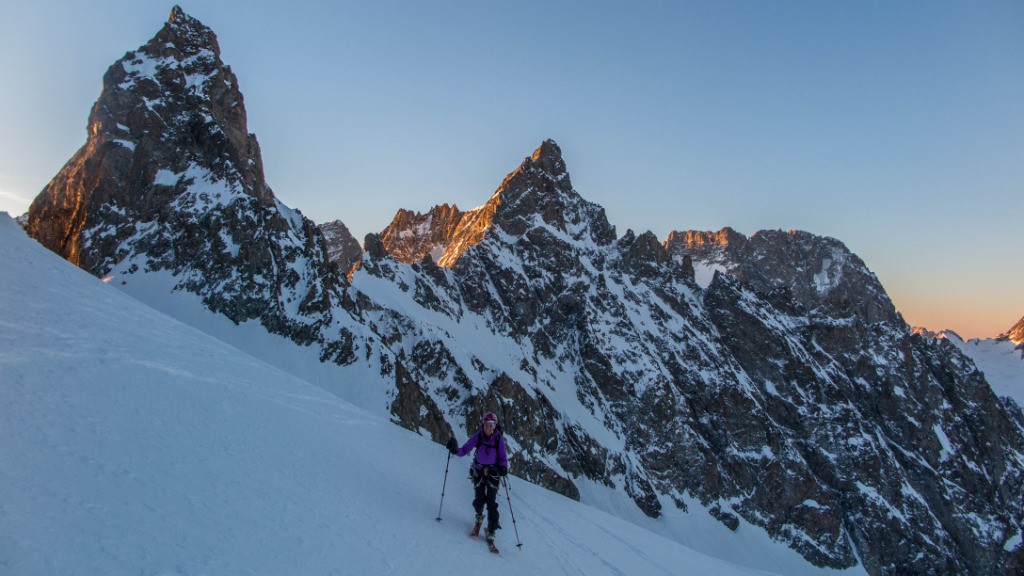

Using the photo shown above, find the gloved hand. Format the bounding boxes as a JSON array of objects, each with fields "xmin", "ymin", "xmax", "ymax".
[
  {"xmin": 498, "ymin": 465, "xmax": 508, "ymax": 477},
  {"xmin": 446, "ymin": 437, "xmax": 458, "ymax": 455}
]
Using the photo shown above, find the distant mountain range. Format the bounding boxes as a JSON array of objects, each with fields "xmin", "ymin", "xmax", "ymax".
[{"xmin": 21, "ymin": 7, "xmax": 1024, "ymax": 575}]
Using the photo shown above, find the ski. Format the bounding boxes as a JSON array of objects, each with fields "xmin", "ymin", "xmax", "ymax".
[
  {"xmin": 487, "ymin": 540, "xmax": 499, "ymax": 554},
  {"xmin": 470, "ymin": 522, "xmax": 482, "ymax": 538}
]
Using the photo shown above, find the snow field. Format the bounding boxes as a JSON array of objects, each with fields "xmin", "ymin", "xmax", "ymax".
[{"xmin": 943, "ymin": 334, "xmax": 1024, "ymax": 407}]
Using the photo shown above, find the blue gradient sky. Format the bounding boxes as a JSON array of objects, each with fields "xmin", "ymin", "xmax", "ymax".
[{"xmin": 1, "ymin": 1, "xmax": 1021, "ymax": 338}]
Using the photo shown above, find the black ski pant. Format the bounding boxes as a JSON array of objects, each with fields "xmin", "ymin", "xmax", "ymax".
[{"xmin": 472, "ymin": 472, "xmax": 501, "ymax": 533}]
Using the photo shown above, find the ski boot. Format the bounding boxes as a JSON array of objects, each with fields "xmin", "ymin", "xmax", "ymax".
[
  {"xmin": 470, "ymin": 514, "xmax": 484, "ymax": 538},
  {"xmin": 486, "ymin": 529, "xmax": 499, "ymax": 554}
]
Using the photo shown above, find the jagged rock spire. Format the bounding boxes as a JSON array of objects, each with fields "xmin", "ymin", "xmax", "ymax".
[
  {"xmin": 495, "ymin": 139, "xmax": 574, "ymax": 208},
  {"xmin": 488, "ymin": 139, "xmax": 614, "ymax": 244},
  {"xmin": 378, "ymin": 204, "xmax": 466, "ymax": 265},
  {"xmin": 319, "ymin": 219, "xmax": 363, "ymax": 274},
  {"xmin": 529, "ymin": 138, "xmax": 569, "ymax": 182},
  {"xmin": 25, "ymin": 5, "xmax": 263, "ymax": 269},
  {"xmin": 169, "ymin": 4, "xmax": 189, "ymax": 21},
  {"xmin": 376, "ymin": 140, "xmax": 615, "ymax": 268},
  {"xmin": 167, "ymin": 5, "xmax": 207, "ymax": 32},
  {"xmin": 24, "ymin": 7, "xmax": 340, "ymax": 345}
]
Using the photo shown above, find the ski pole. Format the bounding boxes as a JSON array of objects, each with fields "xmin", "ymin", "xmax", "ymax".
[
  {"xmin": 502, "ymin": 475, "xmax": 523, "ymax": 549},
  {"xmin": 436, "ymin": 451, "xmax": 452, "ymax": 522}
]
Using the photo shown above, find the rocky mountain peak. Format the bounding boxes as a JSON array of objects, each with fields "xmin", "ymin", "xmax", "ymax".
[
  {"xmin": 380, "ymin": 140, "xmax": 615, "ymax": 268},
  {"xmin": 25, "ymin": 7, "xmax": 340, "ymax": 345},
  {"xmin": 618, "ymin": 229, "xmax": 693, "ymax": 282},
  {"xmin": 25, "ymin": 4, "xmax": 266, "ymax": 271},
  {"xmin": 380, "ymin": 203, "xmax": 466, "ymax": 265},
  {"xmin": 485, "ymin": 139, "xmax": 614, "ymax": 246},
  {"xmin": 319, "ymin": 219, "xmax": 363, "ymax": 274},
  {"xmin": 663, "ymin": 228, "xmax": 746, "ymax": 286},
  {"xmin": 664, "ymin": 227, "xmax": 744, "ymax": 250},
  {"xmin": 529, "ymin": 138, "xmax": 569, "ymax": 181},
  {"xmin": 620, "ymin": 229, "xmax": 670, "ymax": 267},
  {"xmin": 1004, "ymin": 315, "xmax": 1024, "ymax": 345},
  {"xmin": 169, "ymin": 5, "xmax": 195, "ymax": 24},
  {"xmin": 667, "ymin": 227, "xmax": 899, "ymax": 326},
  {"xmin": 496, "ymin": 139, "xmax": 574, "ymax": 208},
  {"xmin": 162, "ymin": 5, "xmax": 220, "ymax": 57},
  {"xmin": 912, "ymin": 326, "xmax": 964, "ymax": 342},
  {"xmin": 428, "ymin": 138, "xmax": 581, "ymax": 266}
]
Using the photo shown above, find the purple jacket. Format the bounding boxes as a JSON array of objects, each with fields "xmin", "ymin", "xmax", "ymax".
[{"xmin": 457, "ymin": 430, "xmax": 508, "ymax": 470}]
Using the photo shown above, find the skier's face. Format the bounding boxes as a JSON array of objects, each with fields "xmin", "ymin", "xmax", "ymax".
[{"xmin": 483, "ymin": 421, "xmax": 495, "ymax": 436}]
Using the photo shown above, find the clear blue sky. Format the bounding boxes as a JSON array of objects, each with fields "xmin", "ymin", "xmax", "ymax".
[{"xmin": 2, "ymin": 0, "xmax": 1021, "ymax": 338}]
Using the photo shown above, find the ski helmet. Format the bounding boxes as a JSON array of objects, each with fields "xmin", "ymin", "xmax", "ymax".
[{"xmin": 482, "ymin": 412, "xmax": 498, "ymax": 427}]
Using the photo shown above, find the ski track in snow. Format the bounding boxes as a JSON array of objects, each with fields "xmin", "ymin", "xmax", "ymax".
[{"xmin": 1, "ymin": 211, "xmax": 821, "ymax": 575}]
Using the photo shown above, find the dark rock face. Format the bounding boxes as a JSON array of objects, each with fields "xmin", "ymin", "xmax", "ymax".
[
  {"xmin": 320, "ymin": 219, "xmax": 362, "ymax": 274},
  {"xmin": 25, "ymin": 9, "xmax": 1024, "ymax": 576},
  {"xmin": 666, "ymin": 227, "xmax": 898, "ymax": 326}
]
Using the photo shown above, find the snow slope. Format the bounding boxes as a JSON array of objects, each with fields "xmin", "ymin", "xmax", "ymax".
[
  {"xmin": 0, "ymin": 211, "xmax": 843, "ymax": 575},
  {"xmin": 942, "ymin": 333, "xmax": 1024, "ymax": 408}
]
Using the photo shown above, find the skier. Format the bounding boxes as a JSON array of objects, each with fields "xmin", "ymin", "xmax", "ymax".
[{"xmin": 447, "ymin": 412, "xmax": 508, "ymax": 552}]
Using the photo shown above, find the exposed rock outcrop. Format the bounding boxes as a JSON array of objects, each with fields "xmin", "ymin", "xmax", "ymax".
[
  {"xmin": 379, "ymin": 203, "xmax": 465, "ymax": 265},
  {"xmin": 320, "ymin": 219, "xmax": 362, "ymax": 274},
  {"xmin": 1005, "ymin": 316, "xmax": 1024, "ymax": 345}
]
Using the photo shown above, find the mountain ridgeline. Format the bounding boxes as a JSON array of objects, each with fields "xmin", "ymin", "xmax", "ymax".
[
  {"xmin": 1006, "ymin": 316, "xmax": 1024, "ymax": 346},
  {"xmin": 24, "ymin": 8, "xmax": 1024, "ymax": 576}
]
